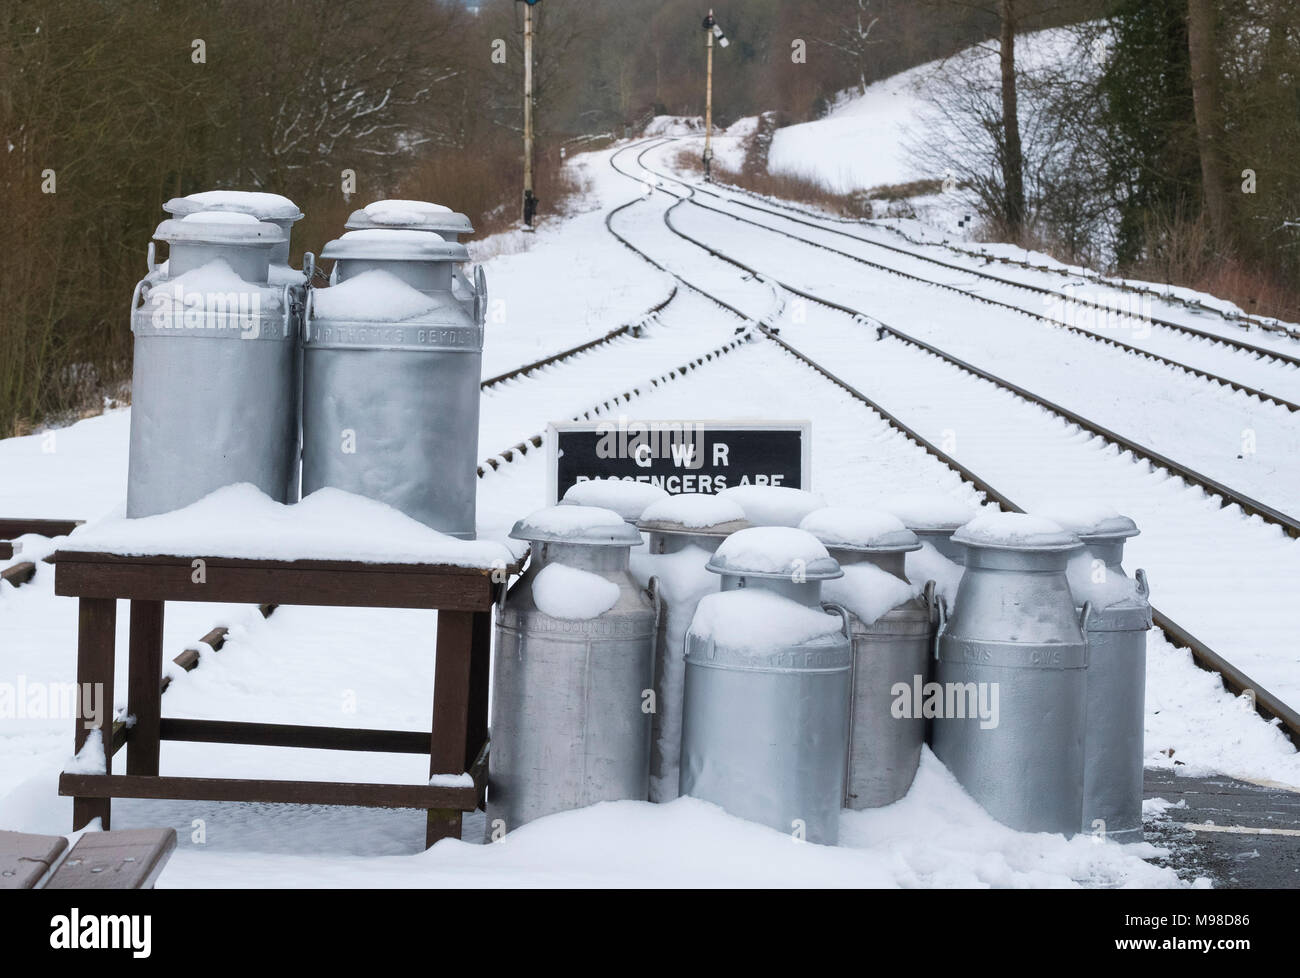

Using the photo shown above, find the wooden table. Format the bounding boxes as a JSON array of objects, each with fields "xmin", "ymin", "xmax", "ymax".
[{"xmin": 54, "ymin": 549, "xmax": 518, "ymax": 848}]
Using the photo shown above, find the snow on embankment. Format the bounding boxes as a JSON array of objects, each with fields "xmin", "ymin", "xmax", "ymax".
[{"xmin": 767, "ymin": 27, "xmax": 1088, "ymax": 195}]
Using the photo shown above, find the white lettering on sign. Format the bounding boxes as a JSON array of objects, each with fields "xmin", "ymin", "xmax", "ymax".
[{"xmin": 713, "ymin": 442, "xmax": 730, "ymax": 466}]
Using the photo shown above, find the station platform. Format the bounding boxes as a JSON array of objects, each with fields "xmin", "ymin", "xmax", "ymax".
[{"xmin": 1144, "ymin": 769, "xmax": 1300, "ymax": 888}]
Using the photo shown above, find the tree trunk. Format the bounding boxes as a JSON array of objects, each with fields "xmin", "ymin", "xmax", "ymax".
[
  {"xmin": 1187, "ymin": 0, "xmax": 1229, "ymax": 241},
  {"xmin": 999, "ymin": 0, "xmax": 1025, "ymax": 241}
]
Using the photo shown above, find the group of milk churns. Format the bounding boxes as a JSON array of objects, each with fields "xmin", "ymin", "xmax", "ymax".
[
  {"xmin": 125, "ymin": 191, "xmax": 486, "ymax": 538},
  {"xmin": 487, "ymin": 482, "xmax": 1151, "ymax": 845}
]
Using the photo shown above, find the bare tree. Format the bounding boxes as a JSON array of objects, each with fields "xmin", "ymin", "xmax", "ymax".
[{"xmin": 1186, "ymin": 0, "xmax": 1229, "ymax": 241}]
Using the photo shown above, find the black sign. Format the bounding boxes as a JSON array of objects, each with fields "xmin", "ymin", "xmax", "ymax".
[{"xmin": 548, "ymin": 420, "xmax": 810, "ymax": 502}]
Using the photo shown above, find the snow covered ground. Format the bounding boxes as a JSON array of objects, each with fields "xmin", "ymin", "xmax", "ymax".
[{"xmin": 2, "ymin": 130, "xmax": 1297, "ymax": 887}]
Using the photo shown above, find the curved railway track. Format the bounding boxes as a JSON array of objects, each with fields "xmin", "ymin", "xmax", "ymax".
[
  {"xmin": 599, "ymin": 138, "xmax": 1300, "ymax": 746},
  {"xmin": 635, "ymin": 142, "xmax": 1300, "ymax": 411},
  {"xmin": 699, "ymin": 162, "xmax": 1300, "ymax": 341}
]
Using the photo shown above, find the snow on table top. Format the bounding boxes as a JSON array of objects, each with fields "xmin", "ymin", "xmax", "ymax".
[
  {"xmin": 639, "ymin": 492, "xmax": 745, "ymax": 529},
  {"xmin": 690, "ymin": 588, "xmax": 844, "ymax": 649},
  {"xmin": 823, "ymin": 562, "xmax": 922, "ymax": 626},
  {"xmin": 310, "ymin": 269, "xmax": 440, "ymax": 323},
  {"xmin": 64, "ymin": 484, "xmax": 513, "ymax": 568},
  {"xmin": 718, "ymin": 485, "xmax": 825, "ymax": 527},
  {"xmin": 799, "ymin": 506, "xmax": 917, "ymax": 551},
  {"xmin": 953, "ymin": 511, "xmax": 1077, "ymax": 550},
  {"xmin": 533, "ymin": 563, "xmax": 621, "ymax": 620},
  {"xmin": 561, "ymin": 477, "xmax": 669, "ymax": 521},
  {"xmin": 710, "ymin": 526, "xmax": 837, "ymax": 578}
]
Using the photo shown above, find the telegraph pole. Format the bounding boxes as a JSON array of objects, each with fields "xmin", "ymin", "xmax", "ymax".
[
  {"xmin": 701, "ymin": 10, "xmax": 728, "ymax": 180},
  {"xmin": 521, "ymin": 0, "xmax": 539, "ymax": 228}
]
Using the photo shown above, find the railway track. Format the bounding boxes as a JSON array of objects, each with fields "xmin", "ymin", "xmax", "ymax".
[
  {"xmin": 636, "ymin": 141, "xmax": 1300, "ymax": 412},
  {"xmin": 696, "ymin": 157, "xmax": 1300, "ymax": 341},
  {"xmin": 599, "ymin": 138, "xmax": 1300, "ymax": 746}
]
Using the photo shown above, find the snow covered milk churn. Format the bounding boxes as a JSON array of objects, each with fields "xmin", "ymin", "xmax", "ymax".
[
  {"xmin": 127, "ymin": 211, "xmax": 297, "ymax": 517},
  {"xmin": 487, "ymin": 506, "xmax": 657, "ymax": 834},
  {"xmin": 799, "ymin": 508, "xmax": 936, "ymax": 809},
  {"xmin": 1043, "ymin": 507, "xmax": 1151, "ymax": 840},
  {"xmin": 634, "ymin": 494, "xmax": 748, "ymax": 802},
  {"xmin": 163, "ymin": 191, "xmax": 310, "ymax": 503},
  {"xmin": 302, "ymin": 226, "xmax": 486, "ymax": 538},
  {"xmin": 932, "ymin": 513, "xmax": 1090, "ymax": 835},
  {"xmin": 680, "ymin": 527, "xmax": 852, "ymax": 844}
]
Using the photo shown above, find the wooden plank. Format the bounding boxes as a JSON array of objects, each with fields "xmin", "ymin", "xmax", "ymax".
[
  {"xmin": 54, "ymin": 554, "xmax": 501, "ymax": 611},
  {"xmin": 59, "ymin": 773, "xmax": 478, "ymax": 810},
  {"xmin": 73, "ymin": 598, "xmax": 116, "ymax": 832},
  {"xmin": 160, "ymin": 717, "xmax": 434, "ymax": 754},
  {"xmin": 126, "ymin": 601, "xmax": 165, "ymax": 777},
  {"xmin": 428, "ymin": 610, "xmax": 475, "ymax": 846},
  {"xmin": 0, "ymin": 518, "xmax": 83, "ymax": 539},
  {"xmin": 0, "ymin": 561, "xmax": 36, "ymax": 587},
  {"xmin": 0, "ymin": 831, "xmax": 68, "ymax": 889},
  {"xmin": 45, "ymin": 829, "xmax": 177, "ymax": 890}
]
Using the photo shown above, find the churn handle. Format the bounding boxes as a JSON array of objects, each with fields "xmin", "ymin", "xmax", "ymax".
[
  {"xmin": 820, "ymin": 601, "xmax": 852, "ymax": 639},
  {"xmin": 280, "ymin": 284, "xmax": 293, "ymax": 338},
  {"xmin": 128, "ymin": 277, "xmax": 147, "ymax": 332},
  {"xmin": 932, "ymin": 594, "xmax": 948, "ymax": 661},
  {"xmin": 1135, "ymin": 568, "xmax": 1149, "ymax": 599},
  {"xmin": 1078, "ymin": 600, "xmax": 1093, "ymax": 669},
  {"xmin": 647, "ymin": 575, "xmax": 664, "ymax": 634},
  {"xmin": 146, "ymin": 241, "xmax": 158, "ymax": 275},
  {"xmin": 474, "ymin": 265, "xmax": 488, "ymax": 331}
]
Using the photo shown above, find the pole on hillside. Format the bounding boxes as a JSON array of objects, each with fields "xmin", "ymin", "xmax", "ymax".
[
  {"xmin": 703, "ymin": 10, "xmax": 714, "ymax": 180},
  {"xmin": 522, "ymin": 0, "xmax": 539, "ymax": 228},
  {"xmin": 701, "ymin": 10, "xmax": 728, "ymax": 181}
]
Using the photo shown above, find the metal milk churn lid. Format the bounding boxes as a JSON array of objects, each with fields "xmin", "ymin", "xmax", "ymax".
[
  {"xmin": 320, "ymin": 228, "xmax": 471, "ymax": 295},
  {"xmin": 637, "ymin": 493, "xmax": 748, "ymax": 554},
  {"xmin": 152, "ymin": 212, "xmax": 284, "ymax": 283},
  {"xmin": 631, "ymin": 494, "xmax": 748, "ymax": 803},
  {"xmin": 302, "ymin": 225, "xmax": 485, "ymax": 538},
  {"xmin": 800, "ymin": 508, "xmax": 936, "ymax": 809},
  {"xmin": 680, "ymin": 527, "xmax": 852, "ymax": 844},
  {"xmin": 345, "ymin": 199, "xmax": 475, "ymax": 242},
  {"xmin": 560, "ymin": 478, "xmax": 671, "ymax": 524},
  {"xmin": 932, "ymin": 512, "xmax": 1089, "ymax": 836},
  {"xmin": 1041, "ymin": 505, "xmax": 1151, "ymax": 841},
  {"xmin": 487, "ymin": 505, "xmax": 657, "ymax": 835},
  {"xmin": 126, "ymin": 214, "xmax": 297, "ymax": 517},
  {"xmin": 875, "ymin": 492, "xmax": 978, "ymax": 565},
  {"xmin": 717, "ymin": 485, "xmax": 826, "ymax": 528},
  {"xmin": 164, "ymin": 190, "xmax": 304, "ymax": 268}
]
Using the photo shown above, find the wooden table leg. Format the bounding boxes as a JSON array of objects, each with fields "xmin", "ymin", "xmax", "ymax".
[
  {"xmin": 465, "ymin": 610, "xmax": 492, "ymax": 771},
  {"xmin": 427, "ymin": 610, "xmax": 473, "ymax": 848},
  {"xmin": 126, "ymin": 600, "xmax": 165, "ymax": 777},
  {"xmin": 73, "ymin": 598, "xmax": 116, "ymax": 832}
]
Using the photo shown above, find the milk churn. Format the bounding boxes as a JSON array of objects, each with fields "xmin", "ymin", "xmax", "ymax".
[
  {"xmin": 876, "ymin": 492, "xmax": 977, "ymax": 564},
  {"xmin": 1042, "ymin": 507, "xmax": 1151, "ymax": 840},
  {"xmin": 345, "ymin": 199, "xmax": 475, "ymax": 242},
  {"xmin": 799, "ymin": 508, "xmax": 935, "ymax": 809},
  {"xmin": 633, "ymin": 494, "xmax": 748, "ymax": 802},
  {"xmin": 679, "ymin": 527, "xmax": 852, "ymax": 844},
  {"xmin": 301, "ymin": 228, "xmax": 486, "ymax": 537},
  {"xmin": 932, "ymin": 513, "xmax": 1089, "ymax": 835},
  {"xmin": 718, "ymin": 485, "xmax": 825, "ymax": 527},
  {"xmin": 164, "ymin": 190, "xmax": 310, "ymax": 503},
  {"xmin": 561, "ymin": 478, "xmax": 670, "ymax": 523},
  {"xmin": 127, "ymin": 213, "xmax": 297, "ymax": 517},
  {"xmin": 487, "ymin": 506, "xmax": 657, "ymax": 834}
]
